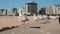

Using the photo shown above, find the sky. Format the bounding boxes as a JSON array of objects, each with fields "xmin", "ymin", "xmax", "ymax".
[{"xmin": 0, "ymin": 0, "xmax": 60, "ymax": 9}]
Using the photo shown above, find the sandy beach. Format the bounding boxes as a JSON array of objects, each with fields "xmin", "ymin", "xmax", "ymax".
[
  {"xmin": 0, "ymin": 16, "xmax": 60, "ymax": 34},
  {"xmin": 0, "ymin": 16, "xmax": 59, "ymax": 28},
  {"xmin": 0, "ymin": 16, "xmax": 22, "ymax": 28}
]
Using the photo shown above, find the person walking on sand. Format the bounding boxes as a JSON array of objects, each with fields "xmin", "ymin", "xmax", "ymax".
[{"xmin": 59, "ymin": 16, "xmax": 60, "ymax": 24}]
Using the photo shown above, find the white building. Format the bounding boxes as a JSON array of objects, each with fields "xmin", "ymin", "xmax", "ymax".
[
  {"xmin": 46, "ymin": 4, "xmax": 60, "ymax": 15},
  {"xmin": 0, "ymin": 9, "xmax": 7, "ymax": 16},
  {"xmin": 18, "ymin": 7, "xmax": 25, "ymax": 16},
  {"xmin": 7, "ymin": 8, "xmax": 17, "ymax": 16}
]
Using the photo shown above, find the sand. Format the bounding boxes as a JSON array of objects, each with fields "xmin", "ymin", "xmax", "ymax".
[
  {"xmin": 0, "ymin": 16, "xmax": 59, "ymax": 28},
  {"xmin": 0, "ymin": 16, "xmax": 60, "ymax": 34},
  {"xmin": 0, "ymin": 16, "xmax": 22, "ymax": 28}
]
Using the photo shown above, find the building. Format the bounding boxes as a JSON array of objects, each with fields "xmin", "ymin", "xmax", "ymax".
[
  {"xmin": 39, "ymin": 7, "xmax": 46, "ymax": 15},
  {"xmin": 7, "ymin": 8, "xmax": 17, "ymax": 16},
  {"xmin": 18, "ymin": 7, "xmax": 25, "ymax": 16},
  {"xmin": 12, "ymin": 8, "xmax": 18, "ymax": 16},
  {"xmin": 0, "ymin": 9, "xmax": 3, "ymax": 16},
  {"xmin": 46, "ymin": 5, "xmax": 55, "ymax": 15},
  {"xmin": 2, "ymin": 9, "xmax": 7, "ymax": 16},
  {"xmin": 25, "ymin": 2, "xmax": 37, "ymax": 15},
  {"xmin": 0, "ymin": 9, "xmax": 7, "ymax": 16},
  {"xmin": 45, "ymin": 4, "xmax": 60, "ymax": 15},
  {"xmin": 57, "ymin": 5, "xmax": 60, "ymax": 15}
]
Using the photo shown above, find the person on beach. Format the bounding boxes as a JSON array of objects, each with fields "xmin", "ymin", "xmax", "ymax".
[{"xmin": 59, "ymin": 16, "xmax": 60, "ymax": 24}]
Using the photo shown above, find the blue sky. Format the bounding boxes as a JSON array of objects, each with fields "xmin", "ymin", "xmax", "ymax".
[{"xmin": 0, "ymin": 0, "xmax": 60, "ymax": 9}]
